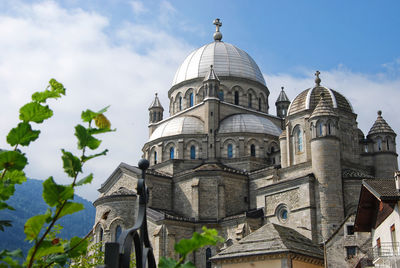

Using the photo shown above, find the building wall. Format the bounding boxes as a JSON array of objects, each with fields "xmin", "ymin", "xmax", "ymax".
[{"xmin": 372, "ymin": 203, "xmax": 400, "ymax": 246}]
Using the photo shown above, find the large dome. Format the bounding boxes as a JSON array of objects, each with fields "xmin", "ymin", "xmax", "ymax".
[
  {"xmin": 219, "ymin": 114, "xmax": 282, "ymax": 136},
  {"xmin": 172, "ymin": 41, "xmax": 266, "ymax": 87}
]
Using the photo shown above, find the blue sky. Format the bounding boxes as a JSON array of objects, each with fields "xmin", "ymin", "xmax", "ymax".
[{"xmin": 0, "ymin": 0, "xmax": 399, "ymax": 201}]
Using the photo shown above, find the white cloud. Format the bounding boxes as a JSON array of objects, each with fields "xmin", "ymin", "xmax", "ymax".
[
  {"xmin": 129, "ymin": 1, "xmax": 147, "ymax": 15},
  {"xmin": 0, "ymin": 1, "xmax": 192, "ymax": 201}
]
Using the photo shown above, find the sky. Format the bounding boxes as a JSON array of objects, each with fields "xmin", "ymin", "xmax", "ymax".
[{"xmin": 0, "ymin": 0, "xmax": 399, "ymax": 201}]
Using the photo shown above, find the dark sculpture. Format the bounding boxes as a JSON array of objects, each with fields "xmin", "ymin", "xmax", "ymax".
[{"xmin": 99, "ymin": 159, "xmax": 156, "ymax": 268}]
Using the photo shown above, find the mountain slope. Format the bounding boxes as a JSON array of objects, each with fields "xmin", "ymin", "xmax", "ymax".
[{"xmin": 0, "ymin": 179, "xmax": 96, "ymax": 255}]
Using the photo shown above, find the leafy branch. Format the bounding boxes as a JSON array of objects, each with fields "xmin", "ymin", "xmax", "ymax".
[
  {"xmin": 159, "ymin": 227, "xmax": 224, "ymax": 268},
  {"xmin": 0, "ymin": 79, "xmax": 115, "ymax": 267}
]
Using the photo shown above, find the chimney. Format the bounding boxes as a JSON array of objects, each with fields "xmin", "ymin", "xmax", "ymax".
[{"xmin": 395, "ymin": 171, "xmax": 400, "ymax": 191}]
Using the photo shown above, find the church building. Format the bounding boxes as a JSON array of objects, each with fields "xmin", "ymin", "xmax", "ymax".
[{"xmin": 93, "ymin": 19, "xmax": 398, "ymax": 267}]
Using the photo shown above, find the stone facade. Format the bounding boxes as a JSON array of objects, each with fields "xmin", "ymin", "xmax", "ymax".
[{"xmin": 93, "ymin": 22, "xmax": 398, "ymax": 267}]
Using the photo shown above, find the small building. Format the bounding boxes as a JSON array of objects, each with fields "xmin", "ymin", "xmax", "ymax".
[
  {"xmin": 211, "ymin": 223, "xmax": 324, "ymax": 268},
  {"xmin": 355, "ymin": 172, "xmax": 400, "ymax": 267}
]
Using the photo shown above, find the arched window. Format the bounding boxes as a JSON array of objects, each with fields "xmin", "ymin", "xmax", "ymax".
[
  {"xmin": 170, "ymin": 147, "xmax": 174, "ymax": 159},
  {"xmin": 250, "ymin": 144, "xmax": 256, "ymax": 157},
  {"xmin": 364, "ymin": 144, "xmax": 369, "ymax": 153},
  {"xmin": 189, "ymin": 92, "xmax": 194, "ymax": 107},
  {"xmin": 152, "ymin": 112, "xmax": 156, "ymax": 122},
  {"xmin": 271, "ymin": 146, "xmax": 275, "ymax": 153},
  {"xmin": 377, "ymin": 138, "xmax": 382, "ymax": 151},
  {"xmin": 218, "ymin": 90, "xmax": 224, "ymax": 101},
  {"xmin": 248, "ymin": 93, "xmax": 252, "ymax": 108},
  {"xmin": 179, "ymin": 96, "xmax": 182, "ymax": 111},
  {"xmin": 258, "ymin": 98, "xmax": 261, "ymax": 111},
  {"xmin": 317, "ymin": 122, "xmax": 323, "ymax": 137},
  {"xmin": 115, "ymin": 225, "xmax": 122, "ymax": 242},
  {"xmin": 206, "ymin": 248, "xmax": 212, "ymax": 268},
  {"xmin": 234, "ymin": 91, "xmax": 239, "ymax": 105},
  {"xmin": 190, "ymin": 145, "xmax": 196, "ymax": 159},
  {"xmin": 154, "ymin": 151, "xmax": 157, "ymax": 164},
  {"xmin": 227, "ymin": 144, "xmax": 233, "ymax": 159},
  {"xmin": 295, "ymin": 127, "xmax": 303, "ymax": 152},
  {"xmin": 387, "ymin": 138, "xmax": 390, "ymax": 150},
  {"xmin": 99, "ymin": 227, "xmax": 103, "ymax": 242},
  {"xmin": 327, "ymin": 122, "xmax": 332, "ymax": 135}
]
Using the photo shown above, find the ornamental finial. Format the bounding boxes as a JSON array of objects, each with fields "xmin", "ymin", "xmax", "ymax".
[
  {"xmin": 315, "ymin": 70, "xmax": 321, "ymax": 86},
  {"xmin": 213, "ymin": 18, "xmax": 222, "ymax": 41}
]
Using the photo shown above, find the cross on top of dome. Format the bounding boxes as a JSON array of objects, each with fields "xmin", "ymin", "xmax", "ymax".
[{"xmin": 213, "ymin": 18, "xmax": 223, "ymax": 41}]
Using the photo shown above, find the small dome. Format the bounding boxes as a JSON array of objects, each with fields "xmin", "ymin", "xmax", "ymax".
[
  {"xmin": 219, "ymin": 114, "xmax": 282, "ymax": 136},
  {"xmin": 149, "ymin": 116, "xmax": 204, "ymax": 141},
  {"xmin": 172, "ymin": 42, "xmax": 266, "ymax": 86},
  {"xmin": 288, "ymin": 86, "xmax": 353, "ymax": 116},
  {"xmin": 367, "ymin": 111, "xmax": 395, "ymax": 136}
]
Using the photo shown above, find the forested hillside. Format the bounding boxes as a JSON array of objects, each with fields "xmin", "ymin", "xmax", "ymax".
[{"xmin": 0, "ymin": 179, "xmax": 96, "ymax": 255}]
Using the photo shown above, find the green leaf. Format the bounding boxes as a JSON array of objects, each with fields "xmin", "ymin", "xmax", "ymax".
[
  {"xmin": 81, "ymin": 149, "xmax": 108, "ymax": 163},
  {"xmin": 0, "ymin": 220, "xmax": 12, "ymax": 231},
  {"xmin": 0, "ymin": 151, "xmax": 28, "ymax": 171},
  {"xmin": 57, "ymin": 202, "xmax": 84, "ymax": 219},
  {"xmin": 158, "ymin": 257, "xmax": 178, "ymax": 268},
  {"xmin": 181, "ymin": 261, "xmax": 196, "ymax": 268},
  {"xmin": 3, "ymin": 170, "xmax": 26, "ymax": 184},
  {"xmin": 7, "ymin": 122, "xmax": 40, "ymax": 146},
  {"xmin": 88, "ymin": 128, "xmax": 115, "ymax": 135},
  {"xmin": 0, "ymin": 249, "xmax": 23, "ymax": 268},
  {"xmin": 81, "ymin": 106, "xmax": 110, "ymax": 122},
  {"xmin": 49, "ymin": 79, "xmax": 66, "ymax": 95},
  {"xmin": 174, "ymin": 227, "xmax": 223, "ymax": 257},
  {"xmin": 0, "ymin": 202, "xmax": 14, "ymax": 211},
  {"xmin": 42, "ymin": 177, "xmax": 74, "ymax": 207},
  {"xmin": 75, "ymin": 124, "xmax": 101, "ymax": 150},
  {"xmin": 66, "ymin": 236, "xmax": 88, "ymax": 258},
  {"xmin": 61, "ymin": 150, "xmax": 82, "ymax": 177},
  {"xmin": 45, "ymin": 253, "xmax": 68, "ymax": 266},
  {"xmin": 27, "ymin": 240, "xmax": 64, "ymax": 260},
  {"xmin": 76, "ymin": 173, "xmax": 93, "ymax": 186},
  {"xmin": 19, "ymin": 102, "xmax": 53, "ymax": 123},
  {"xmin": 81, "ymin": 109, "xmax": 98, "ymax": 122},
  {"xmin": 31, "ymin": 90, "xmax": 62, "ymax": 103},
  {"xmin": 24, "ymin": 214, "xmax": 47, "ymax": 241}
]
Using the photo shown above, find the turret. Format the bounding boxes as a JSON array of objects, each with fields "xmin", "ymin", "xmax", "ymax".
[
  {"xmin": 148, "ymin": 93, "xmax": 164, "ymax": 124},
  {"xmin": 367, "ymin": 110, "xmax": 398, "ymax": 178},
  {"xmin": 203, "ymin": 65, "xmax": 220, "ymax": 98},
  {"xmin": 275, "ymin": 86, "xmax": 290, "ymax": 119},
  {"xmin": 203, "ymin": 65, "xmax": 220, "ymax": 159},
  {"xmin": 309, "ymin": 92, "xmax": 343, "ymax": 242}
]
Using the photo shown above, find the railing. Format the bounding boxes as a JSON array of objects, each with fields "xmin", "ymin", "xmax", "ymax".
[
  {"xmin": 373, "ymin": 242, "xmax": 400, "ymax": 260},
  {"xmin": 98, "ymin": 159, "xmax": 156, "ymax": 268}
]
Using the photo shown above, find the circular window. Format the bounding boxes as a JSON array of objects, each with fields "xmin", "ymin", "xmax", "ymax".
[{"xmin": 276, "ymin": 204, "xmax": 289, "ymax": 223}]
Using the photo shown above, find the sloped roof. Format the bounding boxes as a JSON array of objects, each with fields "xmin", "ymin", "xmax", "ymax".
[
  {"xmin": 310, "ymin": 93, "xmax": 337, "ymax": 118},
  {"xmin": 149, "ymin": 93, "xmax": 163, "ymax": 109},
  {"xmin": 212, "ymin": 223, "xmax": 323, "ymax": 261},
  {"xmin": 363, "ymin": 178, "xmax": 400, "ymax": 201},
  {"xmin": 276, "ymin": 87, "xmax": 290, "ymax": 103},
  {"xmin": 367, "ymin": 111, "xmax": 395, "ymax": 136}
]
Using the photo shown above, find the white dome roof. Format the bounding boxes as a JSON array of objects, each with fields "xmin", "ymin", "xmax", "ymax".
[
  {"xmin": 172, "ymin": 42, "xmax": 266, "ymax": 86},
  {"xmin": 219, "ymin": 114, "xmax": 282, "ymax": 136},
  {"xmin": 149, "ymin": 116, "xmax": 204, "ymax": 141}
]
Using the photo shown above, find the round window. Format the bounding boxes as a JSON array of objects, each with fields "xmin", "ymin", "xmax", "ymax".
[{"xmin": 276, "ymin": 204, "xmax": 289, "ymax": 223}]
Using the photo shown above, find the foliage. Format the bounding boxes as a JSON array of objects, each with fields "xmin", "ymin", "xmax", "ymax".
[
  {"xmin": 0, "ymin": 79, "xmax": 114, "ymax": 267},
  {"xmin": 159, "ymin": 227, "xmax": 224, "ymax": 268},
  {"xmin": 0, "ymin": 178, "xmax": 95, "ymax": 255}
]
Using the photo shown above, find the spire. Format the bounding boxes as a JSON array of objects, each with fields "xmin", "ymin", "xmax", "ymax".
[
  {"xmin": 148, "ymin": 93, "xmax": 163, "ymax": 110},
  {"xmin": 310, "ymin": 92, "xmax": 336, "ymax": 118},
  {"xmin": 276, "ymin": 86, "xmax": 290, "ymax": 103},
  {"xmin": 315, "ymin": 70, "xmax": 321, "ymax": 87},
  {"xmin": 368, "ymin": 110, "xmax": 395, "ymax": 136},
  {"xmin": 213, "ymin": 18, "xmax": 223, "ymax": 41},
  {"xmin": 203, "ymin": 65, "xmax": 220, "ymax": 82}
]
